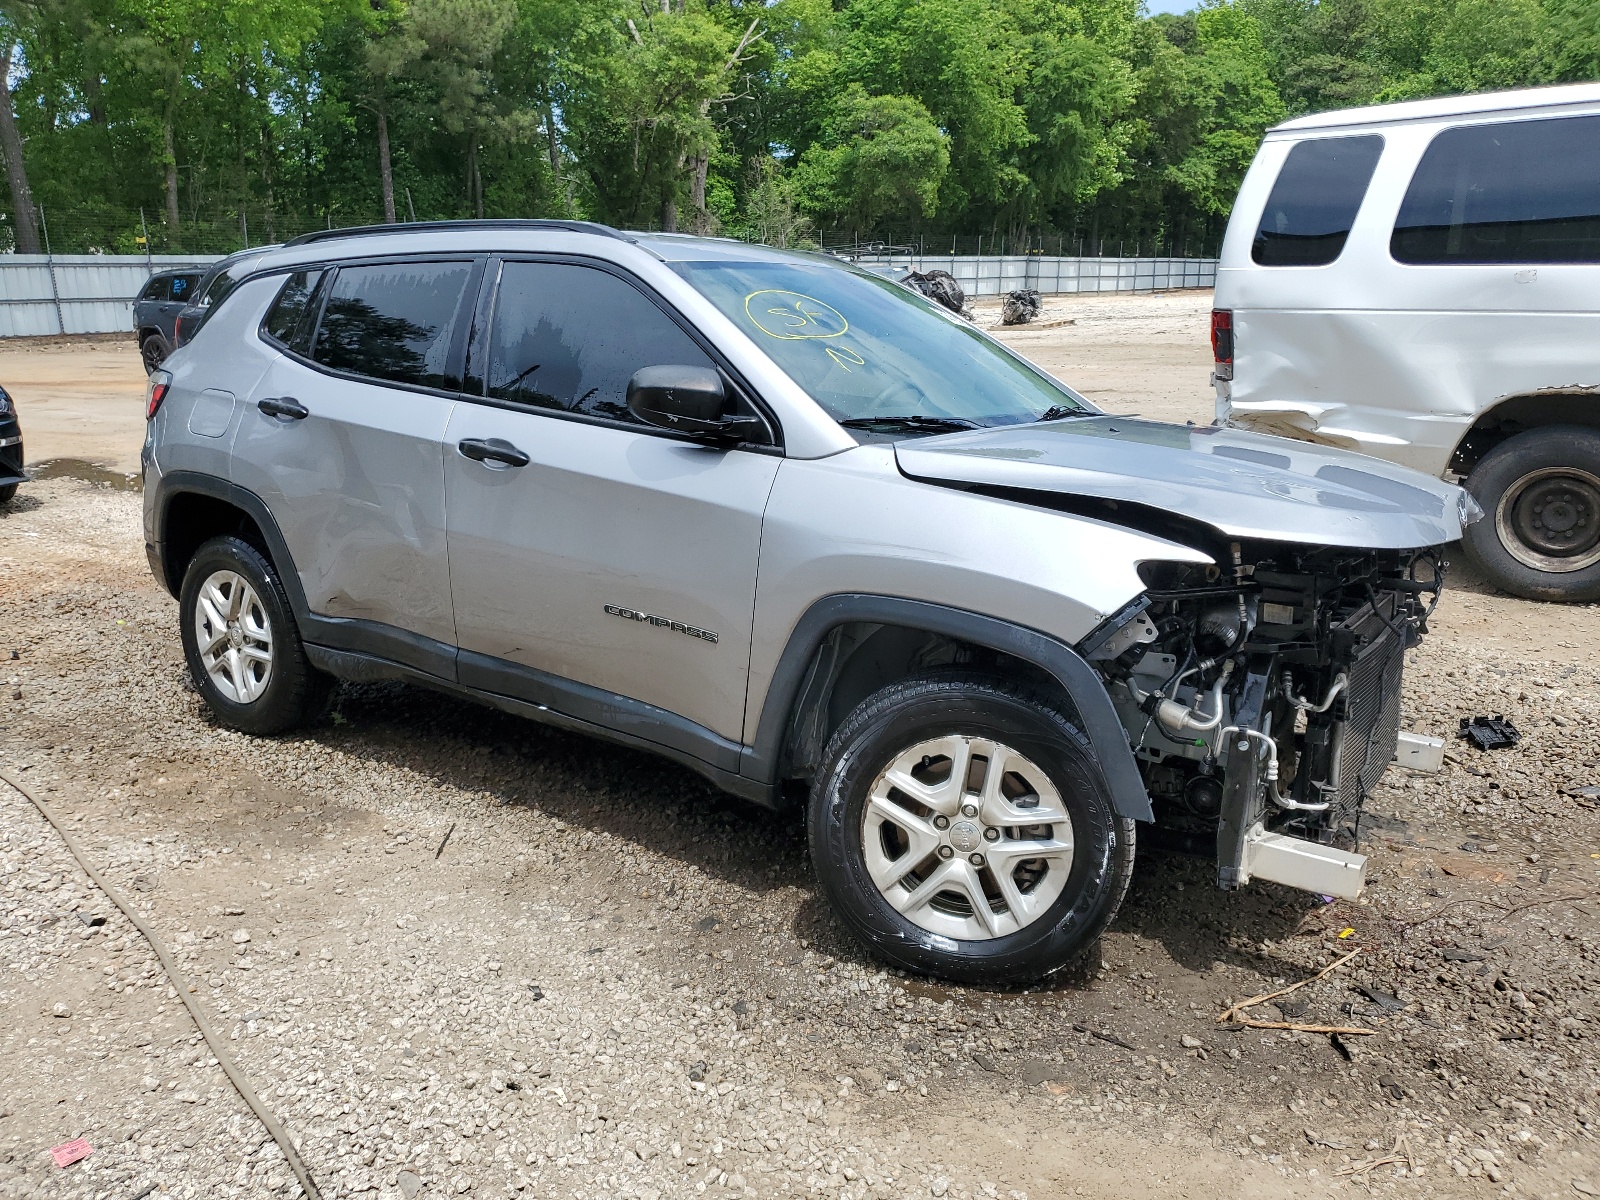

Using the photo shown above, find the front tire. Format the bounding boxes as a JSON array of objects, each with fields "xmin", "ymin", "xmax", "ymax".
[
  {"xmin": 808, "ymin": 673, "xmax": 1134, "ymax": 986},
  {"xmin": 1461, "ymin": 425, "xmax": 1600, "ymax": 602},
  {"xmin": 0, "ymin": 482, "xmax": 15, "ymax": 506},
  {"xmin": 179, "ymin": 535, "xmax": 330, "ymax": 734}
]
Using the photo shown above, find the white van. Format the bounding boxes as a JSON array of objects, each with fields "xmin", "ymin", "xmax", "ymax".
[{"xmin": 1213, "ymin": 83, "xmax": 1600, "ymax": 601}]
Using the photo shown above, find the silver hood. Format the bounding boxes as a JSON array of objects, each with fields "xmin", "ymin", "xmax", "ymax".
[{"xmin": 895, "ymin": 417, "xmax": 1478, "ymax": 549}]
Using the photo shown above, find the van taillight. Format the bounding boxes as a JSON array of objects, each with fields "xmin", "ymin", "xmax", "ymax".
[
  {"xmin": 1210, "ymin": 309, "xmax": 1233, "ymax": 380},
  {"xmin": 146, "ymin": 371, "xmax": 172, "ymax": 420}
]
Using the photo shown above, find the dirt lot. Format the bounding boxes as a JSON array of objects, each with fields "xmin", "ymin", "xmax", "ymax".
[{"xmin": 2, "ymin": 293, "xmax": 1599, "ymax": 1200}]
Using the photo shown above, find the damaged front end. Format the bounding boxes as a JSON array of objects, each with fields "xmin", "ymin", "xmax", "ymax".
[{"xmin": 1086, "ymin": 542, "xmax": 1446, "ymax": 900}]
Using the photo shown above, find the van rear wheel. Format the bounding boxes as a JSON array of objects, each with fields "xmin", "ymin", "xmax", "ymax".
[{"xmin": 1461, "ymin": 426, "xmax": 1600, "ymax": 602}]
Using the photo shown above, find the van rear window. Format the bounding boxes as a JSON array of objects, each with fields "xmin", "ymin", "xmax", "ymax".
[
  {"xmin": 1252, "ymin": 135, "xmax": 1384, "ymax": 267},
  {"xmin": 1391, "ymin": 114, "xmax": 1600, "ymax": 265}
]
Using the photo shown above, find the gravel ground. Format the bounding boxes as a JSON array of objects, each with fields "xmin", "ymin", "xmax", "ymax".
[{"xmin": 2, "ymin": 478, "xmax": 1599, "ymax": 1200}]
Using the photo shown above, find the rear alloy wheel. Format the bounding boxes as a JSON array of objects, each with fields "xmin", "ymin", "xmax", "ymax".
[
  {"xmin": 1462, "ymin": 425, "xmax": 1600, "ymax": 601},
  {"xmin": 809, "ymin": 673, "xmax": 1134, "ymax": 986},
  {"xmin": 141, "ymin": 335, "xmax": 169, "ymax": 374},
  {"xmin": 180, "ymin": 535, "xmax": 330, "ymax": 734}
]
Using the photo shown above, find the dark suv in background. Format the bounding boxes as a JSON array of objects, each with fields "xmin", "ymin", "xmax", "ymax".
[{"xmin": 133, "ymin": 269, "xmax": 203, "ymax": 372}]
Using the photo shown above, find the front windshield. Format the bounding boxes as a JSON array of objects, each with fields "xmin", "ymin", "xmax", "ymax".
[{"xmin": 672, "ymin": 259, "xmax": 1093, "ymax": 430}]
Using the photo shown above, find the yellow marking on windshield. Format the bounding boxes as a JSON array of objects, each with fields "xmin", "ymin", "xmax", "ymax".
[
  {"xmin": 823, "ymin": 345, "xmax": 866, "ymax": 371},
  {"xmin": 744, "ymin": 290, "xmax": 849, "ymax": 340}
]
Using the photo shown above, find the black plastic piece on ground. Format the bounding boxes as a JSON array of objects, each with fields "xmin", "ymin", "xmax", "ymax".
[{"xmin": 1458, "ymin": 715, "xmax": 1519, "ymax": 751}]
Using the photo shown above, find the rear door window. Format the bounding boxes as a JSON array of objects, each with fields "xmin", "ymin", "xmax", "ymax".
[
  {"xmin": 168, "ymin": 274, "xmax": 197, "ymax": 303},
  {"xmin": 1253, "ymin": 135, "xmax": 1385, "ymax": 266},
  {"xmin": 484, "ymin": 261, "xmax": 714, "ymax": 425},
  {"xmin": 312, "ymin": 261, "xmax": 474, "ymax": 391},
  {"xmin": 1391, "ymin": 114, "xmax": 1600, "ymax": 264}
]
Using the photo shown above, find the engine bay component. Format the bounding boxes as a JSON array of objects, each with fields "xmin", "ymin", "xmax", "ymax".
[
  {"xmin": 1097, "ymin": 543, "xmax": 1443, "ymax": 896},
  {"xmin": 1243, "ymin": 826, "xmax": 1367, "ymax": 900}
]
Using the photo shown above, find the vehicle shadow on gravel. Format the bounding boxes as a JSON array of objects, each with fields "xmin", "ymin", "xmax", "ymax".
[
  {"xmin": 318, "ymin": 679, "xmax": 813, "ymax": 895},
  {"xmin": 267, "ymin": 679, "xmax": 1329, "ymax": 996}
]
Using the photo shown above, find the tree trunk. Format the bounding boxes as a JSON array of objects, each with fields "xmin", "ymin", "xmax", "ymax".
[
  {"xmin": 543, "ymin": 101, "xmax": 561, "ymax": 184},
  {"xmin": 689, "ymin": 152, "xmax": 709, "ymax": 234},
  {"xmin": 0, "ymin": 45, "xmax": 40, "ymax": 254},
  {"xmin": 470, "ymin": 141, "xmax": 484, "ymax": 218},
  {"xmin": 661, "ymin": 192, "xmax": 677, "ymax": 232},
  {"xmin": 163, "ymin": 116, "xmax": 180, "ymax": 237},
  {"xmin": 377, "ymin": 103, "xmax": 396, "ymax": 223}
]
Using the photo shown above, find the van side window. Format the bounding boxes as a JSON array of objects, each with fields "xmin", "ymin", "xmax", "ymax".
[
  {"xmin": 312, "ymin": 261, "xmax": 474, "ymax": 391},
  {"xmin": 262, "ymin": 269, "xmax": 327, "ymax": 354},
  {"xmin": 485, "ymin": 261, "xmax": 715, "ymax": 425},
  {"xmin": 1252, "ymin": 135, "xmax": 1384, "ymax": 267},
  {"xmin": 1392, "ymin": 115, "xmax": 1600, "ymax": 265}
]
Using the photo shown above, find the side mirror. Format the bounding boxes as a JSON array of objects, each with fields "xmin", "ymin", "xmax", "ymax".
[{"xmin": 626, "ymin": 365, "xmax": 764, "ymax": 443}]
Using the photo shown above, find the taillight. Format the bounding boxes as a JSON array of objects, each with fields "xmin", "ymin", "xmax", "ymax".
[
  {"xmin": 1210, "ymin": 309, "xmax": 1233, "ymax": 381},
  {"xmin": 172, "ymin": 315, "xmax": 184, "ymax": 346},
  {"xmin": 146, "ymin": 370, "xmax": 172, "ymax": 420}
]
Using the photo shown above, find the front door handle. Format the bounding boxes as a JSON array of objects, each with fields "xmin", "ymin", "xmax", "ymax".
[
  {"xmin": 458, "ymin": 437, "xmax": 530, "ymax": 468},
  {"xmin": 258, "ymin": 396, "xmax": 309, "ymax": 420}
]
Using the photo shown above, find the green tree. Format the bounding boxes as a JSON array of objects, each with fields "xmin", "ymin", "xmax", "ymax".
[{"xmin": 793, "ymin": 84, "xmax": 950, "ymax": 227}]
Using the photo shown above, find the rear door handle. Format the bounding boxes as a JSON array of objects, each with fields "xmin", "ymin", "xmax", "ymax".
[
  {"xmin": 458, "ymin": 437, "xmax": 530, "ymax": 468},
  {"xmin": 257, "ymin": 396, "xmax": 309, "ymax": 420}
]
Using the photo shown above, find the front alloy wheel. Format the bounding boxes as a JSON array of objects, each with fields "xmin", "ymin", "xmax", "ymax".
[
  {"xmin": 863, "ymin": 734, "xmax": 1075, "ymax": 941},
  {"xmin": 810, "ymin": 672, "xmax": 1134, "ymax": 986}
]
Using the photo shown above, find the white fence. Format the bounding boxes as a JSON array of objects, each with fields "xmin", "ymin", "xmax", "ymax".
[
  {"xmin": 840, "ymin": 253, "xmax": 1217, "ymax": 297},
  {"xmin": 0, "ymin": 254, "xmax": 223, "ymax": 337},
  {"xmin": 0, "ymin": 250, "xmax": 1217, "ymax": 338}
]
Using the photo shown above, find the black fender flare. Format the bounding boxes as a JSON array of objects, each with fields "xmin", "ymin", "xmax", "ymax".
[
  {"xmin": 150, "ymin": 471, "xmax": 310, "ymax": 615},
  {"xmin": 740, "ymin": 594, "xmax": 1153, "ymax": 822}
]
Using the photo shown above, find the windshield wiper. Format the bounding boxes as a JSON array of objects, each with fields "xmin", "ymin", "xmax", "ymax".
[
  {"xmin": 1035, "ymin": 404, "xmax": 1091, "ymax": 422},
  {"xmin": 839, "ymin": 415, "xmax": 981, "ymax": 433}
]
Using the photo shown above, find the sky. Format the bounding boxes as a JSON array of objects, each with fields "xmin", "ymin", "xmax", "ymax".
[{"xmin": 1143, "ymin": 0, "xmax": 1196, "ymax": 12}]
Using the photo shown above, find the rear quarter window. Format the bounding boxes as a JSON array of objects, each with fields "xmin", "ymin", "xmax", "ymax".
[
  {"xmin": 1391, "ymin": 114, "xmax": 1600, "ymax": 264},
  {"xmin": 261, "ymin": 269, "xmax": 328, "ymax": 354},
  {"xmin": 1253, "ymin": 135, "xmax": 1385, "ymax": 267}
]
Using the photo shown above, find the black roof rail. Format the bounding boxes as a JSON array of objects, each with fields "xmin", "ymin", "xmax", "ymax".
[{"xmin": 284, "ymin": 219, "xmax": 633, "ymax": 248}]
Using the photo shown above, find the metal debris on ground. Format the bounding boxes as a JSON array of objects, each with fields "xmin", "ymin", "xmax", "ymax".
[
  {"xmin": 1458, "ymin": 715, "xmax": 1519, "ymax": 751},
  {"xmin": 1001, "ymin": 289, "xmax": 1042, "ymax": 325}
]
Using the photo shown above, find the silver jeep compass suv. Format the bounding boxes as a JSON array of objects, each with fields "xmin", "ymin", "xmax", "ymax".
[{"xmin": 142, "ymin": 220, "xmax": 1475, "ymax": 984}]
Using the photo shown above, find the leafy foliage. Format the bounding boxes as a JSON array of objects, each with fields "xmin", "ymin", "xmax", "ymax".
[{"xmin": 0, "ymin": 0, "xmax": 1588, "ymax": 253}]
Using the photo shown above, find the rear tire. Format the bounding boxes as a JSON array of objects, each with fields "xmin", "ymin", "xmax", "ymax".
[
  {"xmin": 140, "ymin": 335, "xmax": 170, "ymax": 374},
  {"xmin": 0, "ymin": 482, "xmax": 15, "ymax": 506},
  {"xmin": 808, "ymin": 672, "xmax": 1134, "ymax": 986},
  {"xmin": 179, "ymin": 535, "xmax": 331, "ymax": 734},
  {"xmin": 1461, "ymin": 425, "xmax": 1600, "ymax": 602}
]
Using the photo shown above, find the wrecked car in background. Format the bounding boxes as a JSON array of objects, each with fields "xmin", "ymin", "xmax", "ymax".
[
  {"xmin": 142, "ymin": 222, "xmax": 1472, "ymax": 984},
  {"xmin": 1214, "ymin": 82, "xmax": 1600, "ymax": 602}
]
